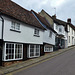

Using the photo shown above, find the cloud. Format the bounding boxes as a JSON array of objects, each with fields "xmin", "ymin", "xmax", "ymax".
[
  {"xmin": 50, "ymin": 0, "xmax": 65, "ymax": 8},
  {"xmin": 12, "ymin": 0, "xmax": 75, "ymax": 25}
]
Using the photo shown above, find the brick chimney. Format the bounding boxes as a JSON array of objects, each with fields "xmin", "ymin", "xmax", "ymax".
[
  {"xmin": 52, "ymin": 14, "xmax": 56, "ymax": 19},
  {"xmin": 67, "ymin": 18, "xmax": 71, "ymax": 23}
]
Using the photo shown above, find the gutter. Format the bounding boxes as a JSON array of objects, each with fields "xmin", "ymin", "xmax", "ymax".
[
  {"xmin": 31, "ymin": 11, "xmax": 47, "ymax": 29},
  {"xmin": 0, "ymin": 14, "xmax": 4, "ymax": 40}
]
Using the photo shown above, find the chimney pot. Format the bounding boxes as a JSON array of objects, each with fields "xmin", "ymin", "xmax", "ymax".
[{"xmin": 67, "ymin": 18, "xmax": 71, "ymax": 23}]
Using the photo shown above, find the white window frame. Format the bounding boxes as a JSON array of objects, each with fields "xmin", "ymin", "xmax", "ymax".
[
  {"xmin": 28, "ymin": 45, "xmax": 40, "ymax": 58},
  {"xmin": 4, "ymin": 43, "xmax": 23, "ymax": 61},
  {"xmin": 34, "ymin": 29, "xmax": 39, "ymax": 36},
  {"xmin": 11, "ymin": 21, "xmax": 20, "ymax": 31},
  {"xmin": 44, "ymin": 46, "xmax": 53, "ymax": 52}
]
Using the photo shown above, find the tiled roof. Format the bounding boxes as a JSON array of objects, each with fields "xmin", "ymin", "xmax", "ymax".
[
  {"xmin": 0, "ymin": 0, "xmax": 45, "ymax": 30},
  {"xmin": 52, "ymin": 16, "xmax": 75, "ymax": 31},
  {"xmin": 52, "ymin": 16, "xmax": 68, "ymax": 32},
  {"xmin": 52, "ymin": 16, "xmax": 67, "ymax": 26},
  {"xmin": 67, "ymin": 23, "xmax": 75, "ymax": 30},
  {"xmin": 31, "ymin": 10, "xmax": 57, "ymax": 33},
  {"xmin": 40, "ymin": 9, "xmax": 53, "ymax": 19}
]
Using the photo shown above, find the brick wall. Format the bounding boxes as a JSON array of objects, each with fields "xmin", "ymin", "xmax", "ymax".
[{"xmin": 2, "ymin": 61, "xmax": 22, "ymax": 67}]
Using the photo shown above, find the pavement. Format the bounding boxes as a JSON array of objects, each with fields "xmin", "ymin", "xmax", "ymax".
[{"xmin": 0, "ymin": 46, "xmax": 75, "ymax": 75}]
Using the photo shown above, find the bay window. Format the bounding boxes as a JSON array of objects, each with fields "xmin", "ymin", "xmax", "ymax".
[
  {"xmin": 5, "ymin": 43, "xmax": 23, "ymax": 61},
  {"xmin": 44, "ymin": 46, "xmax": 53, "ymax": 52},
  {"xmin": 28, "ymin": 45, "xmax": 40, "ymax": 58}
]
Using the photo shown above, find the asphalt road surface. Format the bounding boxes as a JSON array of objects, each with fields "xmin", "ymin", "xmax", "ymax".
[{"xmin": 13, "ymin": 48, "xmax": 75, "ymax": 75}]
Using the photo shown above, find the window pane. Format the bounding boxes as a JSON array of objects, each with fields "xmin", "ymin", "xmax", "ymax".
[
  {"xmin": 11, "ymin": 22, "xmax": 15, "ymax": 29},
  {"xmin": 6, "ymin": 43, "xmax": 22, "ymax": 60},
  {"xmin": 30, "ymin": 45, "xmax": 34, "ymax": 48},
  {"xmin": 11, "ymin": 22, "xmax": 20, "ymax": 30},
  {"xmin": 29, "ymin": 45, "xmax": 40, "ymax": 57},
  {"xmin": 36, "ymin": 45, "xmax": 39, "ymax": 48},
  {"xmin": 15, "ymin": 23, "xmax": 20, "ymax": 30},
  {"xmin": 30, "ymin": 53, "xmax": 34, "ymax": 57},
  {"xmin": 45, "ymin": 46, "xmax": 52, "ymax": 52},
  {"xmin": 35, "ymin": 53, "xmax": 39, "ymax": 56},
  {"xmin": 6, "ymin": 43, "xmax": 14, "ymax": 60},
  {"xmin": 34, "ymin": 29, "xmax": 39, "ymax": 36},
  {"xmin": 30, "ymin": 49, "xmax": 34, "ymax": 52},
  {"xmin": 15, "ymin": 44, "xmax": 22, "ymax": 59}
]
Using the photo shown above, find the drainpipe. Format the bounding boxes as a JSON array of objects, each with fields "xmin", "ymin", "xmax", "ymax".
[
  {"xmin": 0, "ymin": 14, "xmax": 4, "ymax": 40},
  {"xmin": 0, "ymin": 13, "xmax": 4, "ymax": 65}
]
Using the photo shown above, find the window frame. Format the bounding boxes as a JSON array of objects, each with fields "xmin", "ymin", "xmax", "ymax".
[
  {"xmin": 44, "ymin": 46, "xmax": 53, "ymax": 52},
  {"xmin": 4, "ymin": 43, "xmax": 23, "ymax": 61},
  {"xmin": 34, "ymin": 29, "xmax": 40, "ymax": 37},
  {"xmin": 28, "ymin": 45, "xmax": 40, "ymax": 58},
  {"xmin": 11, "ymin": 21, "xmax": 20, "ymax": 32}
]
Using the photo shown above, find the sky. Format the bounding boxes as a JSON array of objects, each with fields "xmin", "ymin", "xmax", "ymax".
[{"xmin": 12, "ymin": 0, "xmax": 75, "ymax": 25}]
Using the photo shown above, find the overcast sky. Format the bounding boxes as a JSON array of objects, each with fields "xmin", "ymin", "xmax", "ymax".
[{"xmin": 12, "ymin": 0, "xmax": 75, "ymax": 25}]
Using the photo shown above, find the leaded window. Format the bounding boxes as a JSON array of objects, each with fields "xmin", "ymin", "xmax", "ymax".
[
  {"xmin": 11, "ymin": 22, "xmax": 20, "ymax": 31},
  {"xmin": 5, "ymin": 43, "xmax": 23, "ymax": 61}
]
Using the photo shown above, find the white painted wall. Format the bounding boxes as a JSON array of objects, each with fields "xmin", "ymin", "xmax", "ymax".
[
  {"xmin": 54, "ymin": 23, "xmax": 65, "ymax": 36},
  {"xmin": 68, "ymin": 24, "xmax": 75, "ymax": 46},
  {"xmin": 54, "ymin": 23, "xmax": 58, "ymax": 33},
  {"xmin": 58, "ymin": 25, "xmax": 65, "ymax": 36},
  {"xmin": 54, "ymin": 23, "xmax": 68, "ymax": 48},
  {"xmin": 2, "ymin": 16, "xmax": 44, "ymax": 44},
  {"xmin": 0, "ymin": 18, "xmax": 2, "ymax": 39},
  {"xmin": 43, "ymin": 29, "xmax": 55, "ymax": 45},
  {"xmin": 64, "ymin": 31, "xmax": 68, "ymax": 48}
]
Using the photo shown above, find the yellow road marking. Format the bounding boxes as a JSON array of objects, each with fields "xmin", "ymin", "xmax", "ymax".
[
  {"xmin": 6, "ymin": 48, "xmax": 72, "ymax": 75},
  {"xmin": 6, "ymin": 73, "xmax": 12, "ymax": 75},
  {"xmin": 7, "ymin": 53, "xmax": 61, "ymax": 75}
]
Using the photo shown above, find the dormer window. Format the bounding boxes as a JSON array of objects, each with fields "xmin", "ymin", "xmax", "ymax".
[
  {"xmin": 34, "ymin": 29, "xmax": 39, "ymax": 37},
  {"xmin": 11, "ymin": 21, "xmax": 20, "ymax": 31}
]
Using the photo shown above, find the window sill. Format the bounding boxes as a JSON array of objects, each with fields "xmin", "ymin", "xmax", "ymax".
[
  {"xmin": 10, "ymin": 29, "xmax": 21, "ymax": 33},
  {"xmin": 34, "ymin": 35, "xmax": 40, "ymax": 37},
  {"xmin": 3, "ymin": 58, "xmax": 23, "ymax": 61}
]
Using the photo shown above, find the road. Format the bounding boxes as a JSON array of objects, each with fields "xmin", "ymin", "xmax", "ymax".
[{"xmin": 11, "ymin": 48, "xmax": 75, "ymax": 75}]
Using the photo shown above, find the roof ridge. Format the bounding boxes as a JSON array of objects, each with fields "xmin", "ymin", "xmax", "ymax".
[{"xmin": 0, "ymin": 0, "xmax": 45, "ymax": 30}]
